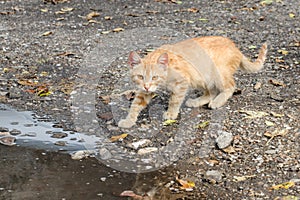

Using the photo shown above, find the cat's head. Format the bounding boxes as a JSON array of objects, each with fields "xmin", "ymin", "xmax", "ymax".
[{"xmin": 128, "ymin": 51, "xmax": 168, "ymax": 93}]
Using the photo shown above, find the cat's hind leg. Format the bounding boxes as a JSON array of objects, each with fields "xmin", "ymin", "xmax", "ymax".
[
  {"xmin": 208, "ymin": 85, "xmax": 235, "ymax": 109},
  {"xmin": 185, "ymin": 90, "xmax": 213, "ymax": 107}
]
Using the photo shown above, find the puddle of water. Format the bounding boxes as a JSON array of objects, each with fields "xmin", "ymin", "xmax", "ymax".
[{"xmin": 0, "ymin": 103, "xmax": 98, "ymax": 152}]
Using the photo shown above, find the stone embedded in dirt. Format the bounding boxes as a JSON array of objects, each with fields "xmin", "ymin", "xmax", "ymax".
[
  {"xmin": 51, "ymin": 132, "xmax": 68, "ymax": 138},
  {"xmin": 99, "ymin": 148, "xmax": 112, "ymax": 160},
  {"xmin": 205, "ymin": 170, "xmax": 223, "ymax": 183},
  {"xmin": 25, "ymin": 132, "xmax": 37, "ymax": 137},
  {"xmin": 99, "ymin": 112, "xmax": 113, "ymax": 120},
  {"xmin": 54, "ymin": 141, "xmax": 67, "ymax": 146},
  {"xmin": 216, "ymin": 131, "xmax": 233, "ymax": 149},
  {"xmin": 0, "ymin": 127, "xmax": 9, "ymax": 132},
  {"xmin": 71, "ymin": 150, "xmax": 95, "ymax": 160},
  {"xmin": 127, "ymin": 139, "xmax": 152, "ymax": 150},
  {"xmin": 9, "ymin": 129, "xmax": 21, "ymax": 135},
  {"xmin": 137, "ymin": 147, "xmax": 158, "ymax": 155},
  {"xmin": 0, "ymin": 136, "xmax": 16, "ymax": 146}
]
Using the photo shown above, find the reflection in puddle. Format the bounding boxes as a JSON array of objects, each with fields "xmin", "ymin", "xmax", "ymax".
[{"xmin": 0, "ymin": 104, "xmax": 98, "ymax": 152}]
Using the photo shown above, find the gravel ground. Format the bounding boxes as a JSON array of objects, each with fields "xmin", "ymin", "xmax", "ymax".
[{"xmin": 0, "ymin": 0, "xmax": 299, "ymax": 199}]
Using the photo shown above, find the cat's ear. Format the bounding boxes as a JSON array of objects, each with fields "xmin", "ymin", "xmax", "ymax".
[
  {"xmin": 128, "ymin": 51, "xmax": 141, "ymax": 68},
  {"xmin": 157, "ymin": 53, "xmax": 168, "ymax": 70}
]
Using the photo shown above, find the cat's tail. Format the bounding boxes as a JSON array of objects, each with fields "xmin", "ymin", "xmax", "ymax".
[{"xmin": 240, "ymin": 43, "xmax": 268, "ymax": 73}]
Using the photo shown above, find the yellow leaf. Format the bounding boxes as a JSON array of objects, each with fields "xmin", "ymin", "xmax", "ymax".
[
  {"xmin": 38, "ymin": 90, "xmax": 52, "ymax": 97},
  {"xmin": 238, "ymin": 110, "xmax": 268, "ymax": 119},
  {"xmin": 278, "ymin": 49, "xmax": 289, "ymax": 55},
  {"xmin": 163, "ymin": 119, "xmax": 177, "ymax": 126},
  {"xmin": 248, "ymin": 45, "xmax": 257, "ymax": 49},
  {"xmin": 270, "ymin": 181, "xmax": 295, "ymax": 190},
  {"xmin": 289, "ymin": 13, "xmax": 295, "ymax": 18},
  {"xmin": 113, "ymin": 27, "xmax": 125, "ymax": 32},
  {"xmin": 110, "ymin": 133, "xmax": 128, "ymax": 142},
  {"xmin": 86, "ymin": 11, "xmax": 100, "ymax": 20},
  {"xmin": 41, "ymin": 31, "xmax": 53, "ymax": 36},
  {"xmin": 40, "ymin": 8, "xmax": 48, "ymax": 12},
  {"xmin": 61, "ymin": 7, "xmax": 74, "ymax": 12},
  {"xmin": 233, "ymin": 175, "xmax": 256, "ymax": 182},
  {"xmin": 176, "ymin": 177, "xmax": 195, "ymax": 190},
  {"xmin": 101, "ymin": 30, "xmax": 111, "ymax": 34},
  {"xmin": 265, "ymin": 120, "xmax": 275, "ymax": 126},
  {"xmin": 270, "ymin": 112, "xmax": 284, "ymax": 117},
  {"xmin": 195, "ymin": 121, "xmax": 210, "ymax": 129}
]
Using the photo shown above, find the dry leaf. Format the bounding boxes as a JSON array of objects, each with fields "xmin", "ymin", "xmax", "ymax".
[
  {"xmin": 187, "ymin": 8, "xmax": 199, "ymax": 13},
  {"xmin": 222, "ymin": 146, "xmax": 236, "ymax": 153},
  {"xmin": 239, "ymin": 110, "xmax": 269, "ymax": 119},
  {"xmin": 61, "ymin": 7, "xmax": 74, "ymax": 12},
  {"xmin": 270, "ymin": 112, "xmax": 284, "ymax": 117},
  {"xmin": 163, "ymin": 119, "xmax": 177, "ymax": 126},
  {"xmin": 176, "ymin": 177, "xmax": 195, "ymax": 191},
  {"xmin": 41, "ymin": 31, "xmax": 53, "ymax": 36},
  {"xmin": 233, "ymin": 175, "xmax": 256, "ymax": 182},
  {"xmin": 269, "ymin": 79, "xmax": 285, "ymax": 87},
  {"xmin": 270, "ymin": 181, "xmax": 295, "ymax": 190},
  {"xmin": 265, "ymin": 120, "xmax": 275, "ymax": 126},
  {"xmin": 101, "ymin": 30, "xmax": 111, "ymax": 34},
  {"xmin": 17, "ymin": 80, "xmax": 38, "ymax": 86},
  {"xmin": 56, "ymin": 52, "xmax": 75, "ymax": 57},
  {"xmin": 86, "ymin": 11, "xmax": 100, "ymax": 20},
  {"xmin": 120, "ymin": 190, "xmax": 145, "ymax": 200},
  {"xmin": 278, "ymin": 49, "xmax": 289, "ymax": 55},
  {"xmin": 110, "ymin": 133, "xmax": 128, "ymax": 142},
  {"xmin": 264, "ymin": 129, "xmax": 289, "ymax": 145},
  {"xmin": 113, "ymin": 27, "xmax": 125, "ymax": 32},
  {"xmin": 104, "ymin": 16, "xmax": 112, "ymax": 20},
  {"xmin": 195, "ymin": 121, "xmax": 210, "ymax": 129}
]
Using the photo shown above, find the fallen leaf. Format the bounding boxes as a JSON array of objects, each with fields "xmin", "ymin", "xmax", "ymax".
[
  {"xmin": 113, "ymin": 27, "xmax": 125, "ymax": 32},
  {"xmin": 110, "ymin": 133, "xmax": 128, "ymax": 142},
  {"xmin": 270, "ymin": 181, "xmax": 295, "ymax": 190},
  {"xmin": 269, "ymin": 79, "xmax": 285, "ymax": 86},
  {"xmin": 265, "ymin": 120, "xmax": 275, "ymax": 126},
  {"xmin": 176, "ymin": 177, "xmax": 195, "ymax": 191},
  {"xmin": 56, "ymin": 52, "xmax": 75, "ymax": 57},
  {"xmin": 120, "ymin": 190, "xmax": 145, "ymax": 200},
  {"xmin": 17, "ymin": 80, "xmax": 38, "ymax": 86},
  {"xmin": 264, "ymin": 129, "xmax": 289, "ymax": 145},
  {"xmin": 260, "ymin": 0, "xmax": 273, "ymax": 5},
  {"xmin": 222, "ymin": 145, "xmax": 236, "ymax": 153},
  {"xmin": 61, "ymin": 7, "xmax": 74, "ymax": 12},
  {"xmin": 199, "ymin": 18, "xmax": 209, "ymax": 22},
  {"xmin": 163, "ymin": 119, "xmax": 177, "ymax": 126},
  {"xmin": 101, "ymin": 30, "xmax": 111, "ymax": 34},
  {"xmin": 86, "ymin": 11, "xmax": 100, "ymax": 20},
  {"xmin": 41, "ymin": 31, "xmax": 53, "ymax": 36},
  {"xmin": 239, "ymin": 110, "xmax": 269, "ymax": 119},
  {"xmin": 254, "ymin": 82, "xmax": 262, "ymax": 90},
  {"xmin": 37, "ymin": 86, "xmax": 51, "ymax": 97},
  {"xmin": 289, "ymin": 13, "xmax": 295, "ymax": 18},
  {"xmin": 100, "ymin": 95, "xmax": 110, "ymax": 104},
  {"xmin": 270, "ymin": 112, "xmax": 284, "ymax": 117},
  {"xmin": 195, "ymin": 121, "xmax": 210, "ymax": 129},
  {"xmin": 104, "ymin": 16, "xmax": 112, "ymax": 20},
  {"xmin": 248, "ymin": 45, "xmax": 257, "ymax": 49},
  {"xmin": 233, "ymin": 175, "xmax": 256, "ymax": 182},
  {"xmin": 187, "ymin": 8, "xmax": 199, "ymax": 13},
  {"xmin": 278, "ymin": 49, "xmax": 289, "ymax": 55},
  {"xmin": 40, "ymin": 8, "xmax": 48, "ymax": 12}
]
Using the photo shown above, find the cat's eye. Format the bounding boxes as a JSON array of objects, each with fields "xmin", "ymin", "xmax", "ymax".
[
  {"xmin": 152, "ymin": 76, "xmax": 158, "ymax": 80},
  {"xmin": 137, "ymin": 75, "xmax": 144, "ymax": 80}
]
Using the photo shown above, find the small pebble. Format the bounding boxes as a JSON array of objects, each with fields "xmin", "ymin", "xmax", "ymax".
[
  {"xmin": 99, "ymin": 148, "xmax": 112, "ymax": 160},
  {"xmin": 216, "ymin": 131, "xmax": 233, "ymax": 149}
]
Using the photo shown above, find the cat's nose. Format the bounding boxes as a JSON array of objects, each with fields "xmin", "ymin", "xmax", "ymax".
[{"xmin": 144, "ymin": 84, "xmax": 150, "ymax": 91}]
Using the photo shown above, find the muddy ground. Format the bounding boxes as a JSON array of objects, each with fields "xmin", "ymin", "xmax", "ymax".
[{"xmin": 0, "ymin": 0, "xmax": 299, "ymax": 199}]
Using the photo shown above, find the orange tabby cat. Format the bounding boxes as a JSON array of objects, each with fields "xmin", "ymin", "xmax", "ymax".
[{"xmin": 118, "ymin": 36, "xmax": 267, "ymax": 128}]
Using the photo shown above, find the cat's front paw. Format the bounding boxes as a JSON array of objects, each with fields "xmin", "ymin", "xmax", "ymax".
[
  {"xmin": 118, "ymin": 118, "xmax": 135, "ymax": 128},
  {"xmin": 163, "ymin": 111, "xmax": 178, "ymax": 120}
]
